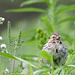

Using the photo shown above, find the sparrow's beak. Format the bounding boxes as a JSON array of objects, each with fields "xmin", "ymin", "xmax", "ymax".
[{"xmin": 56, "ymin": 36, "xmax": 60, "ymax": 40}]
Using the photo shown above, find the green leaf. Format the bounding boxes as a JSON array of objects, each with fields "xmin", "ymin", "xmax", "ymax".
[
  {"xmin": 15, "ymin": 57, "xmax": 38, "ymax": 69},
  {"xmin": 56, "ymin": 4, "xmax": 75, "ymax": 14},
  {"xmin": 5, "ymin": 8, "xmax": 46, "ymax": 13},
  {"xmin": 67, "ymin": 65, "xmax": 75, "ymax": 68},
  {"xmin": 39, "ymin": 50, "xmax": 54, "ymax": 67},
  {"xmin": 30, "ymin": 65, "xmax": 33, "ymax": 75},
  {"xmin": 0, "ymin": 52, "xmax": 18, "ymax": 60},
  {"xmin": 50, "ymin": 51, "xmax": 54, "ymax": 68},
  {"xmin": 39, "ymin": 50, "xmax": 50, "ymax": 61},
  {"xmin": 33, "ymin": 68, "xmax": 50, "ymax": 75},
  {"xmin": 58, "ymin": 17, "xmax": 75, "ymax": 24},
  {"xmin": 54, "ymin": 66, "xmax": 66, "ymax": 74},
  {"xmin": 0, "ymin": 52, "xmax": 38, "ymax": 69},
  {"xmin": 20, "ymin": 0, "xmax": 44, "ymax": 7}
]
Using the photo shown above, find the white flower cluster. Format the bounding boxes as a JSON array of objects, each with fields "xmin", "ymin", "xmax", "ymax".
[
  {"xmin": 0, "ymin": 17, "xmax": 5, "ymax": 24},
  {"xmin": 0, "ymin": 36, "xmax": 8, "ymax": 53},
  {"xmin": 0, "ymin": 36, "xmax": 9, "ymax": 73}
]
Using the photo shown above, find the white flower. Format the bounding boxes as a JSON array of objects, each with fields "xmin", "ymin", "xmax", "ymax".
[
  {"xmin": 0, "ymin": 17, "xmax": 5, "ymax": 24},
  {"xmin": 2, "ymin": 18, "xmax": 5, "ymax": 21},
  {"xmin": 0, "ymin": 17, "xmax": 5, "ymax": 21},
  {"xmin": 5, "ymin": 68, "xmax": 9, "ymax": 73},
  {"xmin": 1, "ymin": 44, "xmax": 6, "ymax": 49},
  {"xmin": 0, "ymin": 36, "xmax": 2, "ymax": 40}
]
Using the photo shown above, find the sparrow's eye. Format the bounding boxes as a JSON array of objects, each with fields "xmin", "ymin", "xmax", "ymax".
[
  {"xmin": 51, "ymin": 35, "xmax": 56, "ymax": 39},
  {"xmin": 53, "ymin": 36, "xmax": 55, "ymax": 38}
]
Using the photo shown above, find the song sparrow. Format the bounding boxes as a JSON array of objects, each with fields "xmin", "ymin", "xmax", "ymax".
[{"xmin": 42, "ymin": 32, "xmax": 68, "ymax": 65}]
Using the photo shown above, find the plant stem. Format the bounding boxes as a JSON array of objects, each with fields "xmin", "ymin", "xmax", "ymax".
[
  {"xmin": 8, "ymin": 21, "xmax": 11, "ymax": 50},
  {"xmin": 11, "ymin": 40, "xmax": 18, "ymax": 72},
  {"xmin": 11, "ymin": 31, "xmax": 21, "ymax": 72},
  {"xmin": 8, "ymin": 21, "xmax": 12, "ymax": 70},
  {"xmin": 49, "ymin": 0, "xmax": 55, "ymax": 32},
  {"xmin": 11, "ymin": 48, "xmax": 17, "ymax": 72}
]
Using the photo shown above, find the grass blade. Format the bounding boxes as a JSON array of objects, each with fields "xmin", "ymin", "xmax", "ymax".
[
  {"xmin": 15, "ymin": 57, "xmax": 38, "ymax": 69},
  {"xmin": 50, "ymin": 51, "xmax": 54, "ymax": 68},
  {"xmin": 30, "ymin": 65, "xmax": 33, "ymax": 75},
  {"xmin": 33, "ymin": 68, "xmax": 50, "ymax": 75},
  {"xmin": 67, "ymin": 65, "xmax": 75, "ymax": 68},
  {"xmin": 0, "ymin": 52, "xmax": 18, "ymax": 60},
  {"xmin": 54, "ymin": 66, "xmax": 66, "ymax": 74},
  {"xmin": 5, "ymin": 8, "xmax": 46, "ymax": 13},
  {"xmin": 0, "ymin": 52, "xmax": 38, "ymax": 69},
  {"xmin": 20, "ymin": 0, "xmax": 44, "ymax": 7}
]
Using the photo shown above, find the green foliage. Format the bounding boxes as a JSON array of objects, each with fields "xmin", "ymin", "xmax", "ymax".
[
  {"xmin": 41, "ymin": 15, "xmax": 54, "ymax": 32},
  {"xmin": 5, "ymin": 8, "xmax": 46, "ymax": 13},
  {"xmin": 0, "ymin": 52, "xmax": 37, "ymax": 68},
  {"xmin": 33, "ymin": 68, "xmax": 50, "ymax": 75},
  {"xmin": 58, "ymin": 16, "xmax": 75, "ymax": 24},
  {"xmin": 56, "ymin": 4, "xmax": 75, "ymax": 14},
  {"xmin": 20, "ymin": 0, "xmax": 44, "ymax": 7},
  {"xmin": 0, "ymin": 52, "xmax": 17, "ymax": 60},
  {"xmin": 8, "ymin": 21, "xmax": 12, "ymax": 52},
  {"xmin": 39, "ymin": 50, "xmax": 54, "ymax": 68},
  {"xmin": 0, "ymin": 0, "xmax": 74, "ymax": 74},
  {"xmin": 35, "ymin": 28, "xmax": 49, "ymax": 49},
  {"xmin": 0, "ymin": 17, "xmax": 5, "ymax": 24},
  {"xmin": 39, "ymin": 50, "xmax": 54, "ymax": 74},
  {"xmin": 29, "ymin": 65, "xmax": 33, "ymax": 75},
  {"xmin": 39, "ymin": 50, "xmax": 50, "ymax": 61}
]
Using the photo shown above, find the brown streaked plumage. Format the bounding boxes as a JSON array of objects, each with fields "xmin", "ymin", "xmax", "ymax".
[{"xmin": 42, "ymin": 32, "xmax": 68, "ymax": 66}]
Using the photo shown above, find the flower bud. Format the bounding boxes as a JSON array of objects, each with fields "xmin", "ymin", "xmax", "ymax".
[
  {"xmin": 39, "ymin": 38, "xmax": 44, "ymax": 44},
  {"xmin": 37, "ymin": 28, "xmax": 43, "ymax": 33},
  {"xmin": 35, "ymin": 34, "xmax": 39, "ymax": 40}
]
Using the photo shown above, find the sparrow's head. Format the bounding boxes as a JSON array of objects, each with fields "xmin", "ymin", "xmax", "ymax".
[{"xmin": 50, "ymin": 32, "xmax": 61, "ymax": 40}]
